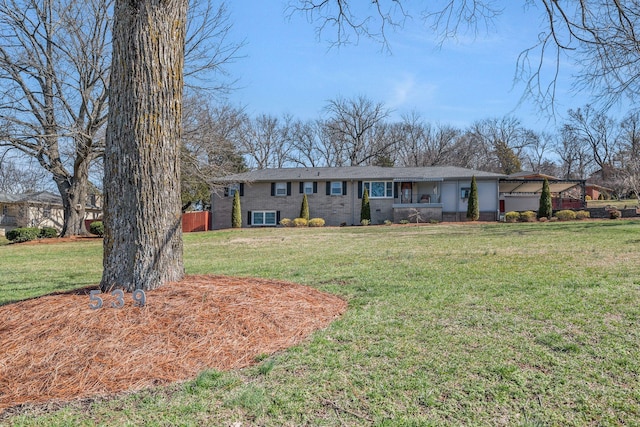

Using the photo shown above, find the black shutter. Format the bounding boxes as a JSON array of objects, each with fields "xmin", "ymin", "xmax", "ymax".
[
  {"xmin": 342, "ymin": 181, "xmax": 347, "ymax": 195},
  {"xmin": 287, "ymin": 182, "xmax": 292, "ymax": 196},
  {"xmin": 299, "ymin": 182, "xmax": 304, "ymax": 193},
  {"xmin": 271, "ymin": 182, "xmax": 275, "ymax": 196},
  {"xmin": 224, "ymin": 187, "xmax": 229, "ymax": 197},
  {"xmin": 313, "ymin": 182, "xmax": 318, "ymax": 193},
  {"xmin": 395, "ymin": 183, "xmax": 399, "ymax": 199},
  {"xmin": 247, "ymin": 210, "xmax": 252, "ymax": 225},
  {"xmin": 326, "ymin": 182, "xmax": 330, "ymax": 195},
  {"xmin": 358, "ymin": 181, "xmax": 363, "ymax": 199},
  {"xmin": 239, "ymin": 183, "xmax": 244, "ymax": 196},
  {"xmin": 277, "ymin": 211, "xmax": 281, "ymax": 224}
]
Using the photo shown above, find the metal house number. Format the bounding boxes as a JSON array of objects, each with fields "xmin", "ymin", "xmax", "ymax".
[{"xmin": 89, "ymin": 289, "xmax": 146, "ymax": 309}]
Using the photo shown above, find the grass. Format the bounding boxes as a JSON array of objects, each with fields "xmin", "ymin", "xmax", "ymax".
[{"xmin": 2, "ymin": 220, "xmax": 640, "ymax": 425}]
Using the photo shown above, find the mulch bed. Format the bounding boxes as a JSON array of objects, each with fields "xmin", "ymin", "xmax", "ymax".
[{"xmin": 0, "ymin": 275, "xmax": 347, "ymax": 415}]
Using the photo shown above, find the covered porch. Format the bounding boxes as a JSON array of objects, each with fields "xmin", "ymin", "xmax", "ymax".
[{"xmin": 392, "ymin": 179, "xmax": 443, "ymax": 223}]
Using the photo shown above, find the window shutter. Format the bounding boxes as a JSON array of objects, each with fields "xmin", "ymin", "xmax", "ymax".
[
  {"xmin": 313, "ymin": 182, "xmax": 318, "ymax": 193},
  {"xmin": 239, "ymin": 183, "xmax": 244, "ymax": 197},
  {"xmin": 224, "ymin": 187, "xmax": 229, "ymax": 197},
  {"xmin": 277, "ymin": 211, "xmax": 281, "ymax": 223},
  {"xmin": 326, "ymin": 182, "xmax": 330, "ymax": 195},
  {"xmin": 247, "ymin": 210, "xmax": 252, "ymax": 225},
  {"xmin": 358, "ymin": 181, "xmax": 363, "ymax": 199},
  {"xmin": 270, "ymin": 183, "xmax": 275, "ymax": 196},
  {"xmin": 299, "ymin": 182, "xmax": 304, "ymax": 193},
  {"xmin": 287, "ymin": 182, "xmax": 292, "ymax": 196},
  {"xmin": 395, "ymin": 183, "xmax": 399, "ymax": 199},
  {"xmin": 342, "ymin": 181, "xmax": 347, "ymax": 196}
]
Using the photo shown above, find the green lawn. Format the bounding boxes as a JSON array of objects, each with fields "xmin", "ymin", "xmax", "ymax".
[{"xmin": 2, "ymin": 220, "xmax": 640, "ymax": 426}]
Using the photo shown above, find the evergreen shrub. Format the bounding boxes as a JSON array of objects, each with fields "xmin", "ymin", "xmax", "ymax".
[
  {"xmin": 556, "ymin": 210, "xmax": 576, "ymax": 221},
  {"xmin": 519, "ymin": 211, "xmax": 537, "ymax": 222},
  {"xmin": 575, "ymin": 210, "xmax": 590, "ymax": 220},
  {"xmin": 308, "ymin": 218, "xmax": 325, "ymax": 227},
  {"xmin": 609, "ymin": 209, "xmax": 621, "ymax": 219},
  {"xmin": 279, "ymin": 218, "xmax": 292, "ymax": 227},
  {"xmin": 39, "ymin": 227, "xmax": 58, "ymax": 238},
  {"xmin": 89, "ymin": 221, "xmax": 104, "ymax": 236},
  {"xmin": 6, "ymin": 227, "xmax": 40, "ymax": 243},
  {"xmin": 292, "ymin": 218, "xmax": 308, "ymax": 227},
  {"xmin": 505, "ymin": 211, "xmax": 520, "ymax": 223}
]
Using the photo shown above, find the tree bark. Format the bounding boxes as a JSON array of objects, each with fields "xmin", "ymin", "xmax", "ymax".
[{"xmin": 101, "ymin": 0, "xmax": 187, "ymax": 292}]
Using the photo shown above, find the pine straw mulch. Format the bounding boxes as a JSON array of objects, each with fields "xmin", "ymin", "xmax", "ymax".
[{"xmin": 0, "ymin": 275, "xmax": 347, "ymax": 416}]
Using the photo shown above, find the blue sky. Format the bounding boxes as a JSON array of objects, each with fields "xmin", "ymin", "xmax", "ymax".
[{"xmin": 223, "ymin": 2, "xmax": 601, "ymax": 132}]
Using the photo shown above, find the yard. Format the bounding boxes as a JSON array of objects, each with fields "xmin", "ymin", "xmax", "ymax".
[{"xmin": 1, "ymin": 220, "xmax": 640, "ymax": 425}]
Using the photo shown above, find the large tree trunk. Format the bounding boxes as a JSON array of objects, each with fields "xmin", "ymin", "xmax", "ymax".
[{"xmin": 101, "ymin": 0, "xmax": 187, "ymax": 292}]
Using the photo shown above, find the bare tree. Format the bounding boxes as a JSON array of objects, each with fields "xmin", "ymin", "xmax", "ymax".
[
  {"xmin": 291, "ymin": 1, "xmax": 640, "ymax": 112},
  {"xmin": 616, "ymin": 111, "xmax": 640, "ymax": 200},
  {"xmin": 563, "ymin": 105, "xmax": 619, "ymax": 183},
  {"xmin": 321, "ymin": 95, "xmax": 391, "ymax": 166},
  {"xmin": 287, "ymin": 119, "xmax": 324, "ymax": 167},
  {"xmin": 239, "ymin": 113, "xmax": 292, "ymax": 169},
  {"xmin": 0, "ymin": 157, "xmax": 49, "ymax": 194},
  {"xmin": 554, "ymin": 125, "xmax": 593, "ymax": 180},
  {"xmin": 181, "ymin": 96, "xmax": 246, "ymax": 211},
  {"xmin": 0, "ymin": 0, "xmax": 111, "ymax": 236}
]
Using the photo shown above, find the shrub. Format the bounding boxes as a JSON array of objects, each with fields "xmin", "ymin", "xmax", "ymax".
[
  {"xmin": 549, "ymin": 216, "xmax": 559, "ymax": 222},
  {"xmin": 384, "ymin": 219, "xmax": 393, "ymax": 226},
  {"xmin": 575, "ymin": 210, "xmax": 590, "ymax": 220},
  {"xmin": 505, "ymin": 211, "xmax": 520, "ymax": 223},
  {"xmin": 231, "ymin": 191, "xmax": 242, "ymax": 228},
  {"xmin": 399, "ymin": 219, "xmax": 409, "ymax": 224},
  {"xmin": 39, "ymin": 227, "xmax": 58, "ymax": 238},
  {"xmin": 6, "ymin": 227, "xmax": 40, "ymax": 243},
  {"xmin": 89, "ymin": 221, "xmax": 104, "ymax": 236},
  {"xmin": 555, "ymin": 210, "xmax": 577, "ymax": 221},
  {"xmin": 538, "ymin": 216, "xmax": 548, "ymax": 222},
  {"xmin": 538, "ymin": 178, "xmax": 552, "ymax": 219},
  {"xmin": 519, "ymin": 211, "xmax": 537, "ymax": 222},
  {"xmin": 466, "ymin": 175, "xmax": 479, "ymax": 221},
  {"xmin": 308, "ymin": 218, "xmax": 325, "ymax": 227},
  {"xmin": 360, "ymin": 188, "xmax": 371, "ymax": 222},
  {"xmin": 585, "ymin": 195, "xmax": 592, "ymax": 201},
  {"xmin": 609, "ymin": 208, "xmax": 621, "ymax": 219},
  {"xmin": 292, "ymin": 218, "xmax": 308, "ymax": 227},
  {"xmin": 279, "ymin": 218, "xmax": 292, "ymax": 227},
  {"xmin": 360, "ymin": 219, "xmax": 370, "ymax": 226},
  {"xmin": 299, "ymin": 194, "xmax": 310, "ymax": 221}
]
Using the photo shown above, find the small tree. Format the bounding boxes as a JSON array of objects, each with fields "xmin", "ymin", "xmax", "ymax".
[
  {"xmin": 232, "ymin": 190, "xmax": 242, "ymax": 228},
  {"xmin": 466, "ymin": 176, "xmax": 479, "ymax": 221},
  {"xmin": 361, "ymin": 187, "xmax": 371, "ymax": 222},
  {"xmin": 300, "ymin": 194, "xmax": 310, "ymax": 220},
  {"xmin": 538, "ymin": 178, "xmax": 553, "ymax": 219}
]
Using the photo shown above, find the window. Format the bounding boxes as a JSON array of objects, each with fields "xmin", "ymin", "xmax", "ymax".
[
  {"xmin": 461, "ymin": 187, "xmax": 470, "ymax": 199},
  {"xmin": 303, "ymin": 182, "xmax": 314, "ymax": 194},
  {"xmin": 364, "ymin": 181, "xmax": 393, "ymax": 198},
  {"xmin": 228, "ymin": 183, "xmax": 239, "ymax": 196},
  {"xmin": 43, "ymin": 207, "xmax": 51, "ymax": 218},
  {"xmin": 331, "ymin": 181, "xmax": 343, "ymax": 196},
  {"xmin": 275, "ymin": 182, "xmax": 287, "ymax": 196},
  {"xmin": 252, "ymin": 211, "xmax": 277, "ymax": 226}
]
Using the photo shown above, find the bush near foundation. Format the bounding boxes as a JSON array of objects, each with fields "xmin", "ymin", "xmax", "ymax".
[
  {"xmin": 308, "ymin": 218, "xmax": 325, "ymax": 227},
  {"xmin": 279, "ymin": 218, "xmax": 292, "ymax": 227},
  {"xmin": 89, "ymin": 221, "xmax": 104, "ymax": 237},
  {"xmin": 292, "ymin": 218, "xmax": 308, "ymax": 227},
  {"xmin": 6, "ymin": 227, "xmax": 40, "ymax": 243},
  {"xmin": 575, "ymin": 210, "xmax": 590, "ymax": 220},
  {"xmin": 519, "ymin": 211, "xmax": 537, "ymax": 222},
  {"xmin": 505, "ymin": 211, "xmax": 520, "ymax": 223},
  {"xmin": 39, "ymin": 227, "xmax": 58, "ymax": 239},
  {"xmin": 555, "ymin": 210, "xmax": 577, "ymax": 221}
]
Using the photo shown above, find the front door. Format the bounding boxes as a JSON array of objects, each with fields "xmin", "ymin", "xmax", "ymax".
[{"xmin": 401, "ymin": 182, "xmax": 412, "ymax": 204}]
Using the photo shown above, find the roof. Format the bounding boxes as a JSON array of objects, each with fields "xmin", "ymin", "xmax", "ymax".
[
  {"xmin": 0, "ymin": 191, "xmax": 63, "ymax": 205},
  {"xmin": 499, "ymin": 179, "xmax": 583, "ymax": 194},
  {"xmin": 216, "ymin": 166, "xmax": 505, "ymax": 183},
  {"xmin": 507, "ymin": 171, "xmax": 559, "ymax": 180}
]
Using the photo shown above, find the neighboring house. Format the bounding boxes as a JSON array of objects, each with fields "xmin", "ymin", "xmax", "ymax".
[
  {"xmin": 499, "ymin": 172, "xmax": 586, "ymax": 213},
  {"xmin": 0, "ymin": 191, "xmax": 102, "ymax": 237},
  {"xmin": 211, "ymin": 166, "xmax": 505, "ymax": 229}
]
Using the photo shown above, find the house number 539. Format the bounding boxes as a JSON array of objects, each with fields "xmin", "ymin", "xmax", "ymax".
[{"xmin": 89, "ymin": 289, "xmax": 146, "ymax": 309}]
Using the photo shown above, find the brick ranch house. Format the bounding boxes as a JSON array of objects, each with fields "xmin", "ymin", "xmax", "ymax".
[
  {"xmin": 211, "ymin": 166, "xmax": 505, "ymax": 229},
  {"xmin": 0, "ymin": 191, "xmax": 102, "ymax": 237}
]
